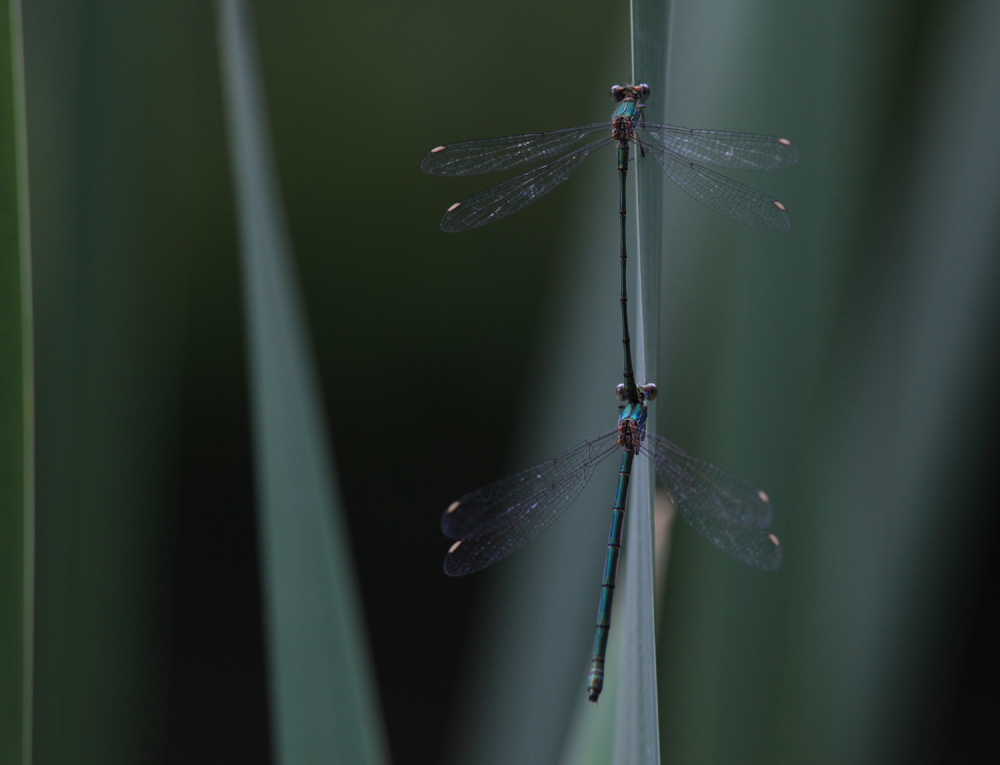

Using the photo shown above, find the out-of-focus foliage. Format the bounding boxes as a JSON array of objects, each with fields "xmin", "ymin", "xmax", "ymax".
[
  {"xmin": 18, "ymin": 1, "xmax": 1000, "ymax": 765},
  {"xmin": 0, "ymin": 2, "xmax": 32, "ymax": 764},
  {"xmin": 654, "ymin": 3, "xmax": 1000, "ymax": 765},
  {"xmin": 215, "ymin": 1, "xmax": 389, "ymax": 763}
]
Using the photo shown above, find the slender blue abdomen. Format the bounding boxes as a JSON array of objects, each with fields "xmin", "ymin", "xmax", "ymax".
[
  {"xmin": 587, "ymin": 449, "xmax": 634, "ymax": 702},
  {"xmin": 587, "ymin": 403, "xmax": 646, "ymax": 703}
]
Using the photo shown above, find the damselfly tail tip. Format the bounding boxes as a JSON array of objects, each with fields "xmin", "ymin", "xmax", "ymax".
[{"xmin": 587, "ymin": 668, "xmax": 604, "ymax": 703}]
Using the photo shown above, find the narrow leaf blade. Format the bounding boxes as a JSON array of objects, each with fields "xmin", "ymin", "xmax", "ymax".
[
  {"xmin": 215, "ymin": 3, "xmax": 389, "ymax": 764},
  {"xmin": 0, "ymin": 3, "xmax": 33, "ymax": 764}
]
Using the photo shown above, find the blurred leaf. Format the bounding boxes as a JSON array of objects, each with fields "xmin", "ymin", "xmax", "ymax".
[
  {"xmin": 214, "ymin": 2, "xmax": 390, "ymax": 764},
  {"xmin": 0, "ymin": 2, "xmax": 32, "ymax": 764},
  {"xmin": 27, "ymin": 5, "xmax": 204, "ymax": 761},
  {"xmin": 655, "ymin": 2, "xmax": 1000, "ymax": 765},
  {"xmin": 557, "ymin": 660, "xmax": 618, "ymax": 765}
]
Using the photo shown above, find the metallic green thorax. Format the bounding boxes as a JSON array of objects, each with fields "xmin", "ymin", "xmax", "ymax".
[
  {"xmin": 618, "ymin": 401, "xmax": 649, "ymax": 430},
  {"xmin": 613, "ymin": 98, "xmax": 641, "ymax": 122}
]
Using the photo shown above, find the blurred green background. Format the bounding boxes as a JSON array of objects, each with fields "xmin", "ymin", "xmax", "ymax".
[{"xmin": 16, "ymin": 0, "xmax": 1000, "ymax": 764}]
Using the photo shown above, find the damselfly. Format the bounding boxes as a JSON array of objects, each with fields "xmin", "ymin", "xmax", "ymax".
[
  {"xmin": 434, "ymin": 85, "xmax": 786, "ymax": 703},
  {"xmin": 442, "ymin": 385, "xmax": 783, "ymax": 703},
  {"xmin": 422, "ymin": 84, "xmax": 798, "ymax": 232}
]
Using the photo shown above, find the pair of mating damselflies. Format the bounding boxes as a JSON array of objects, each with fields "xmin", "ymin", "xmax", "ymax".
[{"xmin": 423, "ymin": 84, "xmax": 796, "ymax": 702}]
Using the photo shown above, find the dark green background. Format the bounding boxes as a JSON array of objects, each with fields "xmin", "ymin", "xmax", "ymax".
[{"xmin": 21, "ymin": 1, "xmax": 1000, "ymax": 764}]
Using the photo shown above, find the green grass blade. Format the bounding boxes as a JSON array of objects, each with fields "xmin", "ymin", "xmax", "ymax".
[
  {"xmin": 654, "ymin": 3, "xmax": 1000, "ymax": 764},
  {"xmin": 215, "ymin": 2, "xmax": 389, "ymax": 764},
  {"xmin": 611, "ymin": 3, "xmax": 672, "ymax": 765},
  {"xmin": 631, "ymin": 0, "xmax": 670, "ymax": 378},
  {"xmin": 557, "ymin": 650, "xmax": 619, "ymax": 765},
  {"xmin": 0, "ymin": 2, "xmax": 33, "ymax": 763}
]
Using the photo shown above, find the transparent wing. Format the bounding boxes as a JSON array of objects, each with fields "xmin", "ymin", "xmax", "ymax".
[
  {"xmin": 440, "ymin": 136, "xmax": 612, "ymax": 231},
  {"xmin": 639, "ymin": 432, "xmax": 783, "ymax": 570},
  {"xmin": 644, "ymin": 143, "xmax": 792, "ymax": 231},
  {"xmin": 638, "ymin": 124, "xmax": 799, "ymax": 171},
  {"xmin": 443, "ymin": 430, "xmax": 620, "ymax": 576},
  {"xmin": 421, "ymin": 123, "xmax": 608, "ymax": 176}
]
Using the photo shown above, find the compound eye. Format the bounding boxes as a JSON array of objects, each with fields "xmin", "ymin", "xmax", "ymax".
[
  {"xmin": 641, "ymin": 383, "xmax": 658, "ymax": 401},
  {"xmin": 616, "ymin": 383, "xmax": 627, "ymax": 401},
  {"xmin": 610, "ymin": 85, "xmax": 623, "ymax": 101},
  {"xmin": 640, "ymin": 84, "xmax": 650, "ymax": 98}
]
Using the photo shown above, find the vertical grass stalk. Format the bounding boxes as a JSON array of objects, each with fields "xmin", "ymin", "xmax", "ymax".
[
  {"xmin": 612, "ymin": 2, "xmax": 672, "ymax": 764},
  {"xmin": 0, "ymin": 1, "xmax": 32, "ymax": 763},
  {"xmin": 215, "ymin": 2, "xmax": 389, "ymax": 763}
]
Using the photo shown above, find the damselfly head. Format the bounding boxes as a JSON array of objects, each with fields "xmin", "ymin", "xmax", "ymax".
[{"xmin": 610, "ymin": 84, "xmax": 650, "ymax": 103}]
